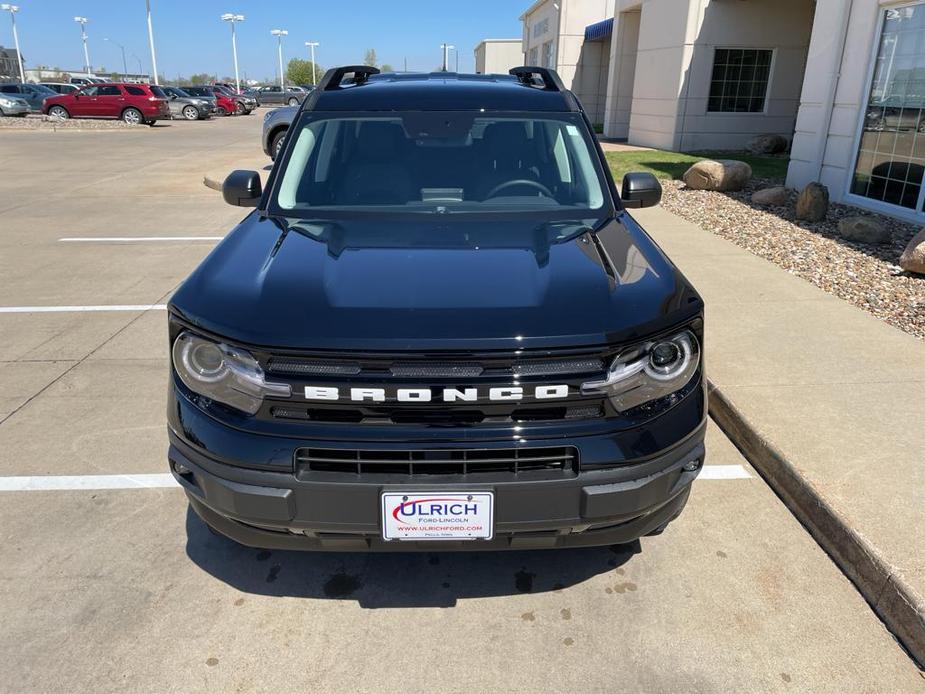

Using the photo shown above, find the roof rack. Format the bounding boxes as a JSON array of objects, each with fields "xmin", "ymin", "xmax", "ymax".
[
  {"xmin": 318, "ymin": 65, "xmax": 381, "ymax": 91},
  {"xmin": 509, "ymin": 66, "xmax": 564, "ymax": 92}
]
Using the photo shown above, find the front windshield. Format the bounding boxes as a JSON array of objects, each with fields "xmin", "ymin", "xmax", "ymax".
[{"xmin": 271, "ymin": 112, "xmax": 610, "ymax": 216}]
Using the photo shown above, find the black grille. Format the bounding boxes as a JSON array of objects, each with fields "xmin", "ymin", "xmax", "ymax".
[{"xmin": 296, "ymin": 446, "xmax": 578, "ymax": 476}]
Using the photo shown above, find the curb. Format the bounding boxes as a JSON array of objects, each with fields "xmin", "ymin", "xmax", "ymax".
[
  {"xmin": 203, "ymin": 173, "xmax": 223, "ymax": 192},
  {"xmin": 708, "ymin": 381, "xmax": 925, "ymax": 668}
]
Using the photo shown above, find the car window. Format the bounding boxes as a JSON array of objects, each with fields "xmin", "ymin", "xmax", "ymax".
[
  {"xmin": 125, "ymin": 86, "xmax": 145, "ymax": 96},
  {"xmin": 0, "ymin": 85, "xmax": 18, "ymax": 93},
  {"xmin": 273, "ymin": 112, "xmax": 608, "ymax": 216},
  {"xmin": 150, "ymin": 86, "xmax": 166, "ymax": 98},
  {"xmin": 97, "ymin": 85, "xmax": 122, "ymax": 96},
  {"xmin": 78, "ymin": 87, "xmax": 98, "ymax": 97}
]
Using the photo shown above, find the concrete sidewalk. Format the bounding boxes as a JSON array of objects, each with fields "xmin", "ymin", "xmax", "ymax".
[{"xmin": 634, "ymin": 204, "xmax": 925, "ymax": 668}]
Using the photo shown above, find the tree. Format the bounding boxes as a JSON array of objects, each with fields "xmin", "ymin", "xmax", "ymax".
[
  {"xmin": 364, "ymin": 49, "xmax": 377, "ymax": 67},
  {"xmin": 380, "ymin": 63, "xmax": 394, "ymax": 73},
  {"xmin": 286, "ymin": 58, "xmax": 324, "ymax": 85},
  {"xmin": 189, "ymin": 73, "xmax": 212, "ymax": 85}
]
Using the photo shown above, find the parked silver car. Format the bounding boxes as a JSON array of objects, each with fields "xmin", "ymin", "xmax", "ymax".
[
  {"xmin": 0, "ymin": 83, "xmax": 57, "ymax": 111},
  {"xmin": 0, "ymin": 92, "xmax": 29, "ymax": 116},
  {"xmin": 160, "ymin": 86, "xmax": 215, "ymax": 120},
  {"xmin": 40, "ymin": 82, "xmax": 79, "ymax": 95},
  {"xmin": 262, "ymin": 105, "xmax": 297, "ymax": 160}
]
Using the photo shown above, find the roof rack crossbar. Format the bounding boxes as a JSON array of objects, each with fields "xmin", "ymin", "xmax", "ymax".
[
  {"xmin": 319, "ymin": 65, "xmax": 381, "ymax": 91},
  {"xmin": 509, "ymin": 66, "xmax": 564, "ymax": 92}
]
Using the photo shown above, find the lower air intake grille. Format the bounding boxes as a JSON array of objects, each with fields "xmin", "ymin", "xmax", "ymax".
[{"xmin": 296, "ymin": 446, "xmax": 578, "ymax": 476}]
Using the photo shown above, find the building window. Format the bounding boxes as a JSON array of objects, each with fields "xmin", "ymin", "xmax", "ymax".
[
  {"xmin": 529, "ymin": 46, "xmax": 539, "ymax": 66},
  {"xmin": 533, "ymin": 18, "xmax": 549, "ymax": 38},
  {"xmin": 851, "ymin": 4, "xmax": 925, "ymax": 212},
  {"xmin": 543, "ymin": 41, "xmax": 554, "ymax": 68},
  {"xmin": 707, "ymin": 48, "xmax": 773, "ymax": 113}
]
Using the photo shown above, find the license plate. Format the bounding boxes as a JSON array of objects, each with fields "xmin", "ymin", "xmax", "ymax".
[{"xmin": 381, "ymin": 492, "xmax": 494, "ymax": 541}]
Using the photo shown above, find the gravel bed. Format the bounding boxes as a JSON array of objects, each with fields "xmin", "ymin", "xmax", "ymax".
[
  {"xmin": 0, "ymin": 114, "xmax": 139, "ymax": 130},
  {"xmin": 659, "ymin": 178, "xmax": 925, "ymax": 340}
]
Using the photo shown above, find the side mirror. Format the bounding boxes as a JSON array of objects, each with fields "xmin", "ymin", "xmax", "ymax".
[
  {"xmin": 223, "ymin": 170, "xmax": 262, "ymax": 207},
  {"xmin": 620, "ymin": 172, "xmax": 662, "ymax": 209}
]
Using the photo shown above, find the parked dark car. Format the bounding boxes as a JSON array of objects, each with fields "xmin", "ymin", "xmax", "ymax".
[
  {"xmin": 0, "ymin": 83, "xmax": 57, "ymax": 111},
  {"xmin": 214, "ymin": 85, "xmax": 257, "ymax": 114},
  {"xmin": 160, "ymin": 86, "xmax": 215, "ymax": 120},
  {"xmin": 39, "ymin": 82, "xmax": 79, "ymax": 95},
  {"xmin": 168, "ymin": 66, "xmax": 704, "ymax": 552},
  {"xmin": 262, "ymin": 104, "xmax": 296, "ymax": 159},
  {"xmin": 184, "ymin": 85, "xmax": 244, "ymax": 116},
  {"xmin": 251, "ymin": 84, "xmax": 306, "ymax": 106},
  {"xmin": 43, "ymin": 82, "xmax": 170, "ymax": 124}
]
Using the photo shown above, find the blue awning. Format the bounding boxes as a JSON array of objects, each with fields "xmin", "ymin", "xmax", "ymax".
[{"xmin": 585, "ymin": 17, "xmax": 614, "ymax": 42}]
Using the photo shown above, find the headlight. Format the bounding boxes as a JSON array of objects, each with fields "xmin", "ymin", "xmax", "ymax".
[
  {"xmin": 0, "ymin": 97, "xmax": 14, "ymax": 107},
  {"xmin": 172, "ymin": 331, "xmax": 290, "ymax": 415},
  {"xmin": 581, "ymin": 330, "xmax": 700, "ymax": 412}
]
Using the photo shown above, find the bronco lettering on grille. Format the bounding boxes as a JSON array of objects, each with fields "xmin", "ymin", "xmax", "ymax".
[{"xmin": 302, "ymin": 385, "xmax": 570, "ymax": 402}]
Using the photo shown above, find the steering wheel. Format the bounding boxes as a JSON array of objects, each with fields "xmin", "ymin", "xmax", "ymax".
[{"xmin": 485, "ymin": 179, "xmax": 554, "ymax": 199}]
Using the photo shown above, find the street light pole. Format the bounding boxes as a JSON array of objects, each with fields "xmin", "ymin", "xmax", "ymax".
[
  {"xmin": 104, "ymin": 37, "xmax": 127, "ymax": 75},
  {"xmin": 74, "ymin": 16, "xmax": 90, "ymax": 76},
  {"xmin": 271, "ymin": 29, "xmax": 287, "ymax": 88},
  {"xmin": 1, "ymin": 4, "xmax": 24, "ymax": 83},
  {"xmin": 305, "ymin": 41, "xmax": 319, "ymax": 85},
  {"xmin": 145, "ymin": 0, "xmax": 158, "ymax": 84},
  {"xmin": 440, "ymin": 43, "xmax": 454, "ymax": 72},
  {"xmin": 221, "ymin": 13, "xmax": 244, "ymax": 93}
]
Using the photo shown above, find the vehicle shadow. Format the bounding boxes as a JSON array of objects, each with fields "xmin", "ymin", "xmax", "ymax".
[{"xmin": 183, "ymin": 506, "xmax": 638, "ymax": 607}]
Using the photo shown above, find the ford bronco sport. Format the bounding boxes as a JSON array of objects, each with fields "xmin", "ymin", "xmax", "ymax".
[{"xmin": 168, "ymin": 66, "xmax": 706, "ymax": 551}]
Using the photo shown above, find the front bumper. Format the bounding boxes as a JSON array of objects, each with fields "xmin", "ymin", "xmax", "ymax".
[
  {"xmin": 1, "ymin": 102, "xmax": 29, "ymax": 116},
  {"xmin": 170, "ymin": 418, "xmax": 706, "ymax": 552}
]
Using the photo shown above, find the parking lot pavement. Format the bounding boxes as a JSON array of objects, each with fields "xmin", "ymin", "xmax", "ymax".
[{"xmin": 0, "ymin": 114, "xmax": 923, "ymax": 693}]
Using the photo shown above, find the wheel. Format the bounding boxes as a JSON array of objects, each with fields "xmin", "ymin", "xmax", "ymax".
[
  {"xmin": 234, "ymin": 101, "xmax": 245, "ymax": 115},
  {"xmin": 271, "ymin": 129, "xmax": 287, "ymax": 161},
  {"xmin": 215, "ymin": 106, "xmax": 227, "ymax": 117},
  {"xmin": 48, "ymin": 105, "xmax": 69, "ymax": 120},
  {"xmin": 287, "ymin": 97, "xmax": 299, "ymax": 106},
  {"xmin": 182, "ymin": 105, "xmax": 199, "ymax": 121},
  {"xmin": 122, "ymin": 107, "xmax": 143, "ymax": 125}
]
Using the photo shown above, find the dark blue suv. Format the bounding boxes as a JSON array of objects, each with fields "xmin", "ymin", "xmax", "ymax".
[{"xmin": 167, "ymin": 66, "xmax": 706, "ymax": 551}]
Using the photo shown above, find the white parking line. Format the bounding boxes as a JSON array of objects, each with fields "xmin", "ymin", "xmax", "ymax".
[
  {"xmin": 0, "ymin": 465, "xmax": 751, "ymax": 491},
  {"xmin": 59, "ymin": 237, "xmax": 222, "ymax": 242},
  {"xmin": 0, "ymin": 474, "xmax": 180, "ymax": 491},
  {"xmin": 699, "ymin": 464, "xmax": 751, "ymax": 479},
  {"xmin": 0, "ymin": 305, "xmax": 167, "ymax": 313}
]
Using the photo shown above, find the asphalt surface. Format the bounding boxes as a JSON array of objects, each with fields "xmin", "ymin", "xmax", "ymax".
[{"xmin": 0, "ymin": 113, "xmax": 923, "ymax": 693}]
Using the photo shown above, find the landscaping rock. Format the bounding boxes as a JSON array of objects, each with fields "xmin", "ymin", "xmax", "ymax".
[
  {"xmin": 900, "ymin": 227, "xmax": 925, "ymax": 275},
  {"xmin": 751, "ymin": 186, "xmax": 789, "ymax": 206},
  {"xmin": 795, "ymin": 182, "xmax": 829, "ymax": 222},
  {"xmin": 837, "ymin": 216, "xmax": 892, "ymax": 245},
  {"xmin": 682, "ymin": 160, "xmax": 752, "ymax": 192},
  {"xmin": 745, "ymin": 133, "xmax": 788, "ymax": 155}
]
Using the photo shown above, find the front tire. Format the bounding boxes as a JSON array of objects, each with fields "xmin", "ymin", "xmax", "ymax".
[
  {"xmin": 271, "ymin": 129, "xmax": 287, "ymax": 161},
  {"xmin": 215, "ymin": 106, "xmax": 227, "ymax": 117},
  {"xmin": 287, "ymin": 97, "xmax": 299, "ymax": 106},
  {"xmin": 234, "ymin": 101, "xmax": 245, "ymax": 115},
  {"xmin": 48, "ymin": 105, "xmax": 69, "ymax": 120},
  {"xmin": 122, "ymin": 107, "xmax": 143, "ymax": 125},
  {"xmin": 182, "ymin": 105, "xmax": 199, "ymax": 121}
]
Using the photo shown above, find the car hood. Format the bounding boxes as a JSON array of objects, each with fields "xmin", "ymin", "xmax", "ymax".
[{"xmin": 170, "ymin": 212, "xmax": 702, "ymax": 351}]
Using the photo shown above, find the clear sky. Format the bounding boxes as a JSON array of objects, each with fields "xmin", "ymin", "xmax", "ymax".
[{"xmin": 3, "ymin": 0, "xmax": 527, "ymax": 81}]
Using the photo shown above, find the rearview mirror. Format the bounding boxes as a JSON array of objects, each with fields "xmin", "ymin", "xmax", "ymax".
[
  {"xmin": 621, "ymin": 172, "xmax": 662, "ymax": 209},
  {"xmin": 223, "ymin": 170, "xmax": 262, "ymax": 207}
]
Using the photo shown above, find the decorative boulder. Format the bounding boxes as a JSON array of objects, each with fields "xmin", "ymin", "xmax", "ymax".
[
  {"xmin": 795, "ymin": 182, "xmax": 829, "ymax": 222},
  {"xmin": 682, "ymin": 160, "xmax": 752, "ymax": 192},
  {"xmin": 751, "ymin": 186, "xmax": 789, "ymax": 206},
  {"xmin": 745, "ymin": 134, "xmax": 788, "ymax": 155},
  {"xmin": 900, "ymin": 227, "xmax": 925, "ymax": 275},
  {"xmin": 837, "ymin": 216, "xmax": 892, "ymax": 245}
]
